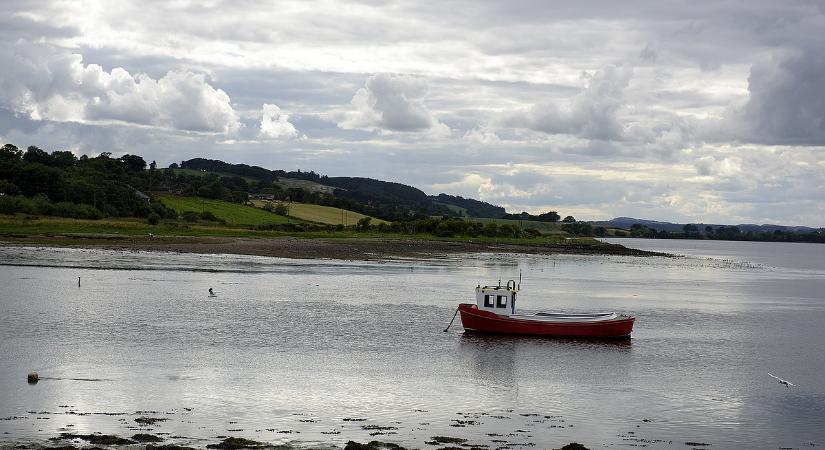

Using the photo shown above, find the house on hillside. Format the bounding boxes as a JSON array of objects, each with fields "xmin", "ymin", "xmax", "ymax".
[
  {"xmin": 249, "ymin": 193, "xmax": 276, "ymax": 201},
  {"xmin": 132, "ymin": 188, "xmax": 151, "ymax": 204}
]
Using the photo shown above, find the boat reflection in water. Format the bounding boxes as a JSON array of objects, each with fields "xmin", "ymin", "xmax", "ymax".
[{"xmin": 455, "ymin": 332, "xmax": 633, "ymax": 403}]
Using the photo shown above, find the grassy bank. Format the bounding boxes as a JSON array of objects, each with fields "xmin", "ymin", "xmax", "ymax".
[
  {"xmin": 0, "ymin": 214, "xmax": 584, "ymax": 243},
  {"xmin": 0, "ymin": 214, "xmax": 664, "ymax": 260}
]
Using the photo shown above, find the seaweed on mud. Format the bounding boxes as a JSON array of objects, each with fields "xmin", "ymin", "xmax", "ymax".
[
  {"xmin": 58, "ymin": 433, "xmax": 136, "ymax": 445},
  {"xmin": 206, "ymin": 437, "xmax": 263, "ymax": 449},
  {"xmin": 135, "ymin": 417, "xmax": 169, "ymax": 425},
  {"xmin": 344, "ymin": 441, "xmax": 407, "ymax": 450},
  {"xmin": 428, "ymin": 438, "xmax": 467, "ymax": 445},
  {"xmin": 205, "ymin": 437, "xmax": 286, "ymax": 450},
  {"xmin": 554, "ymin": 444, "xmax": 590, "ymax": 450},
  {"xmin": 146, "ymin": 445, "xmax": 200, "ymax": 450},
  {"xmin": 132, "ymin": 433, "xmax": 164, "ymax": 443},
  {"xmin": 361, "ymin": 425, "xmax": 399, "ymax": 431}
]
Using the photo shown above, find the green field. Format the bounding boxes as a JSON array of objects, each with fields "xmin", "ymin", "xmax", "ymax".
[
  {"xmin": 250, "ymin": 200, "xmax": 385, "ymax": 225},
  {"xmin": 157, "ymin": 195, "xmax": 291, "ymax": 226},
  {"xmin": 0, "ymin": 215, "xmax": 350, "ymax": 238}
]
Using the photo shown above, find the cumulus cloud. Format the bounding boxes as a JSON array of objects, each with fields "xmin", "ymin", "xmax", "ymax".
[
  {"xmin": 508, "ymin": 64, "xmax": 633, "ymax": 141},
  {"xmin": 0, "ymin": 43, "xmax": 240, "ymax": 133},
  {"xmin": 259, "ymin": 103, "xmax": 299, "ymax": 139},
  {"xmin": 337, "ymin": 73, "xmax": 449, "ymax": 135}
]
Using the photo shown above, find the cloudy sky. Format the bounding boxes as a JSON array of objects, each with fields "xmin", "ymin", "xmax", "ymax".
[{"xmin": 2, "ymin": 1, "xmax": 824, "ymax": 226}]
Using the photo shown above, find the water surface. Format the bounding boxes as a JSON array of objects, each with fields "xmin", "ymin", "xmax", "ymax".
[{"xmin": 1, "ymin": 240, "xmax": 823, "ymax": 449}]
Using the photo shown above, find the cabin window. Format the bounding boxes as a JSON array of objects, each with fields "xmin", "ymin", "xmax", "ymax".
[
  {"xmin": 484, "ymin": 295, "xmax": 495, "ymax": 307},
  {"xmin": 497, "ymin": 295, "xmax": 507, "ymax": 308}
]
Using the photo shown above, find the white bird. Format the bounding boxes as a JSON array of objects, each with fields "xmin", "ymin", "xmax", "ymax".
[{"xmin": 768, "ymin": 373, "xmax": 794, "ymax": 388}]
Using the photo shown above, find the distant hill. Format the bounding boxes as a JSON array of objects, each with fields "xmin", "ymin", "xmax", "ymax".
[
  {"xmin": 592, "ymin": 217, "xmax": 824, "ymax": 234},
  {"xmin": 175, "ymin": 158, "xmax": 507, "ymax": 221},
  {"xmin": 429, "ymin": 193, "xmax": 506, "ymax": 218},
  {"xmin": 179, "ymin": 158, "xmax": 278, "ymax": 183},
  {"xmin": 3, "ymin": 145, "xmax": 821, "ymax": 236},
  {"xmin": 326, "ymin": 177, "xmax": 432, "ymax": 211}
]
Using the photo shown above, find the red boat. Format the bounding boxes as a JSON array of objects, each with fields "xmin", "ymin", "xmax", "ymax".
[{"xmin": 456, "ymin": 280, "xmax": 634, "ymax": 338}]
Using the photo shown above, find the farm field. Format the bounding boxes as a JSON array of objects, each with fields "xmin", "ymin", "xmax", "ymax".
[
  {"xmin": 157, "ymin": 195, "xmax": 290, "ymax": 226},
  {"xmin": 250, "ymin": 200, "xmax": 385, "ymax": 225},
  {"xmin": 275, "ymin": 177, "xmax": 336, "ymax": 194}
]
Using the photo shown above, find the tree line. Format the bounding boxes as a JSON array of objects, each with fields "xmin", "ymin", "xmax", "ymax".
[
  {"xmin": 0, "ymin": 144, "xmax": 175, "ymax": 219},
  {"xmin": 623, "ymin": 223, "xmax": 824, "ymax": 243}
]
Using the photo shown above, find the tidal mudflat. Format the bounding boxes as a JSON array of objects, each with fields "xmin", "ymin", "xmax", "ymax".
[{"xmin": 1, "ymin": 240, "xmax": 823, "ymax": 450}]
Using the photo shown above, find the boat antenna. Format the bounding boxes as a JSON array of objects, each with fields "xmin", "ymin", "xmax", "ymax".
[{"xmin": 518, "ymin": 270, "xmax": 522, "ymax": 290}]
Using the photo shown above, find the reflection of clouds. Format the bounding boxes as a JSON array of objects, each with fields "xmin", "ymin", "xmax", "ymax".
[
  {"xmin": 458, "ymin": 333, "xmax": 518, "ymax": 389},
  {"xmin": 457, "ymin": 333, "xmax": 632, "ymax": 391}
]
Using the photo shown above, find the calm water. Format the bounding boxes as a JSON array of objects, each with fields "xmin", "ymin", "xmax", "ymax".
[{"xmin": 1, "ymin": 240, "xmax": 823, "ymax": 449}]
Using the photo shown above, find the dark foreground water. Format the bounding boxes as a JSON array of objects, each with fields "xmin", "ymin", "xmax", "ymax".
[{"xmin": 1, "ymin": 240, "xmax": 823, "ymax": 450}]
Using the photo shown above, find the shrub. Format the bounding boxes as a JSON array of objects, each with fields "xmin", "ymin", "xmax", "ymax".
[
  {"xmin": 199, "ymin": 210, "xmax": 219, "ymax": 221},
  {"xmin": 0, "ymin": 195, "xmax": 103, "ymax": 219},
  {"xmin": 274, "ymin": 203, "xmax": 288, "ymax": 215},
  {"xmin": 147, "ymin": 212, "xmax": 161, "ymax": 225},
  {"xmin": 181, "ymin": 211, "xmax": 201, "ymax": 222},
  {"xmin": 356, "ymin": 217, "xmax": 372, "ymax": 230}
]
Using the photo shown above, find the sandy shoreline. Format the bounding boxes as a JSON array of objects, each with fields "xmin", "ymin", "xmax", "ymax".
[{"xmin": 0, "ymin": 235, "xmax": 663, "ymax": 260}]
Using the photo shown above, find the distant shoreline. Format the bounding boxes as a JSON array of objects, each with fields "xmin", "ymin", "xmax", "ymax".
[{"xmin": 0, "ymin": 234, "xmax": 666, "ymax": 260}]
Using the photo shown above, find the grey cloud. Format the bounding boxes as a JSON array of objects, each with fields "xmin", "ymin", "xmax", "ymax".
[
  {"xmin": 210, "ymin": 68, "xmax": 363, "ymax": 113},
  {"xmin": 0, "ymin": 0, "xmax": 80, "ymax": 40},
  {"xmin": 737, "ymin": 48, "xmax": 825, "ymax": 145}
]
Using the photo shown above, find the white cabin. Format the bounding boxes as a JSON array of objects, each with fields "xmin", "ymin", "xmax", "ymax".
[{"xmin": 475, "ymin": 280, "xmax": 518, "ymax": 316}]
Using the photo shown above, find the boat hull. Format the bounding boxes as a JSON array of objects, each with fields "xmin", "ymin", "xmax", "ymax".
[{"xmin": 458, "ymin": 303, "xmax": 634, "ymax": 338}]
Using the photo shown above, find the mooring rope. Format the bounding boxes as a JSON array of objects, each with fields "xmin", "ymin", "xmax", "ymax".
[{"xmin": 443, "ymin": 306, "xmax": 460, "ymax": 332}]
